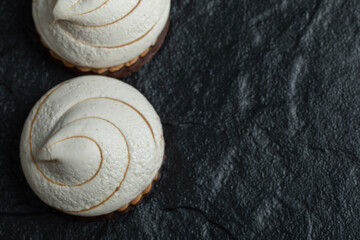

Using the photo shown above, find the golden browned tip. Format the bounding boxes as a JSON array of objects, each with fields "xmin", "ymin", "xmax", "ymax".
[
  {"xmin": 63, "ymin": 60, "xmax": 75, "ymax": 68},
  {"xmin": 93, "ymin": 68, "xmax": 107, "ymax": 74},
  {"xmin": 140, "ymin": 48, "xmax": 150, "ymax": 58},
  {"xmin": 109, "ymin": 64, "xmax": 124, "ymax": 72},
  {"xmin": 117, "ymin": 204, "xmax": 129, "ymax": 212},
  {"xmin": 130, "ymin": 194, "xmax": 143, "ymax": 205},
  {"xmin": 76, "ymin": 66, "xmax": 91, "ymax": 72},
  {"xmin": 143, "ymin": 183, "xmax": 153, "ymax": 195},
  {"xmin": 125, "ymin": 57, "xmax": 139, "ymax": 67}
]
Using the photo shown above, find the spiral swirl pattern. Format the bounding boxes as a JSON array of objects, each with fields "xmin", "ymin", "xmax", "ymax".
[
  {"xmin": 20, "ymin": 76, "xmax": 164, "ymax": 217},
  {"xmin": 32, "ymin": 0, "xmax": 170, "ymax": 68}
]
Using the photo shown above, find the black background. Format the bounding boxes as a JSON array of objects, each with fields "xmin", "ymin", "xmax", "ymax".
[{"xmin": 1, "ymin": 0, "xmax": 360, "ymax": 239}]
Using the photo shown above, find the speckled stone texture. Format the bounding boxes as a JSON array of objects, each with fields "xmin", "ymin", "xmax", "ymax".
[{"xmin": 1, "ymin": 0, "xmax": 360, "ymax": 239}]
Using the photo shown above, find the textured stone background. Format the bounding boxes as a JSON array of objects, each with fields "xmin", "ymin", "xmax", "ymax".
[{"xmin": 1, "ymin": 0, "xmax": 360, "ymax": 239}]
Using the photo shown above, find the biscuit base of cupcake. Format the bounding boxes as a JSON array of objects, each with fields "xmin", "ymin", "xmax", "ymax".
[{"xmin": 41, "ymin": 19, "xmax": 170, "ymax": 78}]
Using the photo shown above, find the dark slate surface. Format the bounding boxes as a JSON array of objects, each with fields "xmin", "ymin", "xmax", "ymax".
[{"xmin": 1, "ymin": 0, "xmax": 360, "ymax": 239}]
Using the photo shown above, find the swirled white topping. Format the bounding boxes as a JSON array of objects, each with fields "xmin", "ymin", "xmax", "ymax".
[
  {"xmin": 33, "ymin": 0, "xmax": 170, "ymax": 68},
  {"xmin": 20, "ymin": 76, "xmax": 164, "ymax": 217}
]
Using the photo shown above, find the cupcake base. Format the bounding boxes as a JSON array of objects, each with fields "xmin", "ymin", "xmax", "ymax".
[{"xmin": 42, "ymin": 19, "xmax": 170, "ymax": 78}]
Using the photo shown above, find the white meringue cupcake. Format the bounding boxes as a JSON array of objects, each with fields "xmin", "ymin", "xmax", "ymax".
[
  {"xmin": 20, "ymin": 76, "xmax": 165, "ymax": 218},
  {"xmin": 33, "ymin": 0, "xmax": 171, "ymax": 77}
]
